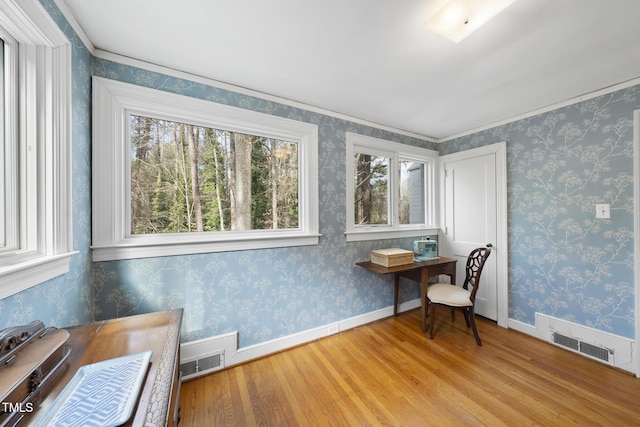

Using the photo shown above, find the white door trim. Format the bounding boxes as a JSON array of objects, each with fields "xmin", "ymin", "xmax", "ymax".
[
  {"xmin": 439, "ymin": 142, "xmax": 509, "ymax": 328},
  {"xmin": 633, "ymin": 109, "xmax": 640, "ymax": 377}
]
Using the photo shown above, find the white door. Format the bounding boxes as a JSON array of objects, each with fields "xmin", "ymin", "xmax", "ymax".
[{"xmin": 440, "ymin": 143, "xmax": 507, "ymax": 324}]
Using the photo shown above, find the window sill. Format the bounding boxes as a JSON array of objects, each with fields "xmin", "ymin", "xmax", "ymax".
[
  {"xmin": 0, "ymin": 251, "xmax": 78, "ymax": 299},
  {"xmin": 91, "ymin": 233, "xmax": 322, "ymax": 262},
  {"xmin": 345, "ymin": 227, "xmax": 439, "ymax": 242}
]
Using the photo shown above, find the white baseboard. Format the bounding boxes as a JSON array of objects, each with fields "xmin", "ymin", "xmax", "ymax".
[
  {"xmin": 507, "ymin": 318, "xmax": 538, "ymax": 336},
  {"xmin": 181, "ymin": 331, "xmax": 238, "ymax": 362},
  {"xmin": 510, "ymin": 314, "xmax": 634, "ymax": 374},
  {"xmin": 228, "ymin": 298, "xmax": 421, "ymax": 366},
  {"xmin": 181, "ymin": 298, "xmax": 422, "ymax": 370}
]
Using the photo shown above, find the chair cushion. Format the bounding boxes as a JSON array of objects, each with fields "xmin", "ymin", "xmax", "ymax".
[{"xmin": 428, "ymin": 283, "xmax": 473, "ymax": 307}]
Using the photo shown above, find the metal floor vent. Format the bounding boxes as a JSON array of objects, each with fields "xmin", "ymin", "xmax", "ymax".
[
  {"xmin": 552, "ymin": 332, "xmax": 579, "ymax": 351},
  {"xmin": 180, "ymin": 351, "xmax": 224, "ymax": 380},
  {"xmin": 552, "ymin": 332, "xmax": 612, "ymax": 364},
  {"xmin": 579, "ymin": 341, "xmax": 610, "ymax": 362}
]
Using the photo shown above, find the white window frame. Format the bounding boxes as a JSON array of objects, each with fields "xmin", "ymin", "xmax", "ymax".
[
  {"xmin": 345, "ymin": 132, "xmax": 438, "ymax": 242},
  {"xmin": 92, "ymin": 77, "xmax": 319, "ymax": 261},
  {"xmin": 0, "ymin": 0, "xmax": 74, "ymax": 299}
]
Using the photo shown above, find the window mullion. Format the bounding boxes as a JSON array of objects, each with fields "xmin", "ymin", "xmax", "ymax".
[
  {"xmin": 389, "ymin": 153, "xmax": 399, "ymax": 229},
  {"xmin": 20, "ymin": 43, "xmax": 38, "ymax": 254},
  {"xmin": 0, "ymin": 37, "xmax": 7, "ymax": 250}
]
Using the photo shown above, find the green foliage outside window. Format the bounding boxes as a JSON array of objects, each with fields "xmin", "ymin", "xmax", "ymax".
[{"xmin": 130, "ymin": 115, "xmax": 298, "ymax": 234}]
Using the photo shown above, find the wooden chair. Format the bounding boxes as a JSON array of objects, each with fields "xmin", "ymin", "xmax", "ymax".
[{"xmin": 427, "ymin": 244, "xmax": 492, "ymax": 346}]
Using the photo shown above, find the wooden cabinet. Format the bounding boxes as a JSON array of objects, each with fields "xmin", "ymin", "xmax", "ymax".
[{"xmin": 23, "ymin": 309, "xmax": 183, "ymax": 426}]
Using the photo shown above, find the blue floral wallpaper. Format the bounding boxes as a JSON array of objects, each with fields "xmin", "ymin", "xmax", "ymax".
[
  {"xmin": 441, "ymin": 88, "xmax": 638, "ymax": 338},
  {"xmin": 0, "ymin": 0, "xmax": 637, "ymax": 348}
]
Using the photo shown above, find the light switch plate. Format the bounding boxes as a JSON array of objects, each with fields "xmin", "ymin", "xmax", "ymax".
[{"xmin": 596, "ymin": 203, "xmax": 610, "ymax": 219}]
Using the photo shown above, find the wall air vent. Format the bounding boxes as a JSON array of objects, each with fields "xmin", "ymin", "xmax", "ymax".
[
  {"xmin": 551, "ymin": 332, "xmax": 612, "ymax": 365},
  {"xmin": 579, "ymin": 341, "xmax": 611, "ymax": 363},
  {"xmin": 537, "ymin": 313, "xmax": 632, "ymax": 372},
  {"xmin": 552, "ymin": 332, "xmax": 579, "ymax": 351},
  {"xmin": 180, "ymin": 350, "xmax": 224, "ymax": 380},
  {"xmin": 180, "ymin": 360, "xmax": 198, "ymax": 377}
]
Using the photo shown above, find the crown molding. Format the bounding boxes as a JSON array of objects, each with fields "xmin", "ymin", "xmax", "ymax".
[{"xmin": 437, "ymin": 76, "xmax": 640, "ymax": 143}]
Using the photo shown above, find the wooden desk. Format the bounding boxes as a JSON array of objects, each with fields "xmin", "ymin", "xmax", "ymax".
[
  {"xmin": 356, "ymin": 257, "xmax": 457, "ymax": 332},
  {"xmin": 24, "ymin": 309, "xmax": 183, "ymax": 427}
]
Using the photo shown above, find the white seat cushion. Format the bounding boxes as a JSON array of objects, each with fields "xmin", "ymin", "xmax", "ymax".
[{"xmin": 428, "ymin": 283, "xmax": 473, "ymax": 307}]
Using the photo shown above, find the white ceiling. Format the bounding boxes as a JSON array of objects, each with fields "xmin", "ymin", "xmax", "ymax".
[{"xmin": 59, "ymin": 0, "xmax": 640, "ymax": 140}]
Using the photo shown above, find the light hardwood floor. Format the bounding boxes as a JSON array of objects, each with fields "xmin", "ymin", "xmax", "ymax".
[{"xmin": 179, "ymin": 309, "xmax": 640, "ymax": 426}]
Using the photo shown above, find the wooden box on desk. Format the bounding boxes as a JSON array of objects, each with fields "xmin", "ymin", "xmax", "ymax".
[{"xmin": 371, "ymin": 248, "xmax": 414, "ymax": 267}]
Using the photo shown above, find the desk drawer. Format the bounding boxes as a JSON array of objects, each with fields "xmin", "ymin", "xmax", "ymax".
[{"xmin": 431, "ymin": 264, "xmax": 454, "ymax": 274}]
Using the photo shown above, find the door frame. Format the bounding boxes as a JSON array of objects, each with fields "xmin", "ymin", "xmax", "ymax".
[
  {"xmin": 633, "ymin": 109, "xmax": 639, "ymax": 377},
  {"xmin": 439, "ymin": 142, "xmax": 509, "ymax": 328}
]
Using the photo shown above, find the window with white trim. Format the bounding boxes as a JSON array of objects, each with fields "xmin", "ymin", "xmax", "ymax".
[
  {"xmin": 0, "ymin": 0, "xmax": 74, "ymax": 299},
  {"xmin": 92, "ymin": 77, "xmax": 319, "ymax": 261},
  {"xmin": 1, "ymin": 37, "xmax": 7, "ymax": 254},
  {"xmin": 346, "ymin": 133, "xmax": 438, "ymax": 242}
]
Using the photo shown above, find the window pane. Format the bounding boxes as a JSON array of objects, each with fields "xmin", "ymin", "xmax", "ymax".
[
  {"xmin": 354, "ymin": 152, "xmax": 388, "ymax": 225},
  {"xmin": 130, "ymin": 115, "xmax": 299, "ymax": 234},
  {"xmin": 0, "ymin": 38, "xmax": 5, "ymax": 248},
  {"xmin": 399, "ymin": 160, "xmax": 425, "ymax": 225}
]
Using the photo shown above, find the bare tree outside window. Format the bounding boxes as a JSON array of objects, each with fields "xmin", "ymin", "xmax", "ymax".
[
  {"xmin": 354, "ymin": 153, "xmax": 388, "ymax": 225},
  {"xmin": 130, "ymin": 115, "xmax": 298, "ymax": 234}
]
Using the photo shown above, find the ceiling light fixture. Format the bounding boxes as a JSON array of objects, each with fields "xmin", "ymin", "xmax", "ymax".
[{"xmin": 425, "ymin": 0, "xmax": 517, "ymax": 43}]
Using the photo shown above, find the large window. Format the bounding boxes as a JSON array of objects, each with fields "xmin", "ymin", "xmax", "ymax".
[
  {"xmin": 0, "ymin": 0, "xmax": 74, "ymax": 299},
  {"xmin": 92, "ymin": 78, "xmax": 319, "ymax": 261},
  {"xmin": 346, "ymin": 133, "xmax": 437, "ymax": 241},
  {"xmin": 0, "ymin": 38, "xmax": 7, "ymax": 253},
  {"xmin": 129, "ymin": 116, "xmax": 299, "ymax": 235}
]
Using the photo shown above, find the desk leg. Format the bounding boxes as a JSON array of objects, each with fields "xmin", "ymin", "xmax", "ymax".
[
  {"xmin": 394, "ymin": 274, "xmax": 400, "ymax": 316},
  {"xmin": 421, "ymin": 268, "xmax": 428, "ymax": 333}
]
